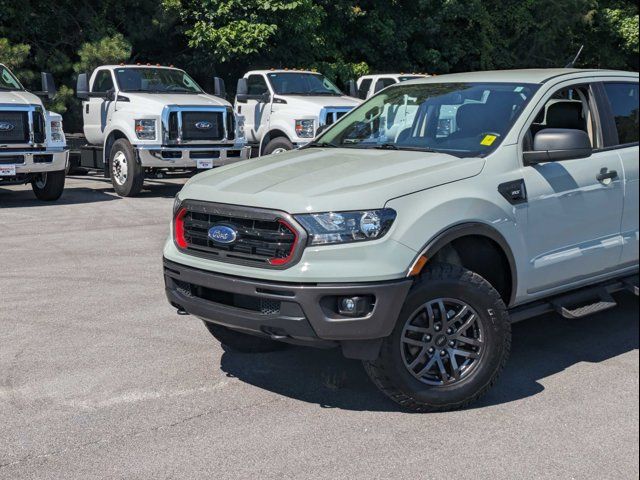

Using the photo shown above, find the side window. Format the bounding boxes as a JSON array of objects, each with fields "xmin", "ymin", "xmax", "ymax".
[
  {"xmin": 374, "ymin": 77, "xmax": 396, "ymax": 94},
  {"xmin": 524, "ymin": 84, "xmax": 598, "ymax": 151},
  {"xmin": 247, "ymin": 75, "xmax": 268, "ymax": 95},
  {"xmin": 603, "ymin": 82, "xmax": 639, "ymax": 146},
  {"xmin": 358, "ymin": 79, "xmax": 372, "ymax": 99},
  {"xmin": 92, "ymin": 70, "xmax": 114, "ymax": 93}
]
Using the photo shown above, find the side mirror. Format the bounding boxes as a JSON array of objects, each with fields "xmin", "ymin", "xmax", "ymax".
[
  {"xmin": 105, "ymin": 88, "xmax": 116, "ymax": 102},
  {"xmin": 213, "ymin": 76, "xmax": 226, "ymax": 99},
  {"xmin": 260, "ymin": 92, "xmax": 271, "ymax": 103},
  {"xmin": 236, "ymin": 78, "xmax": 249, "ymax": 102},
  {"xmin": 40, "ymin": 72, "xmax": 57, "ymax": 100},
  {"xmin": 346, "ymin": 79, "xmax": 357, "ymax": 98},
  {"xmin": 524, "ymin": 128, "xmax": 592, "ymax": 165},
  {"xmin": 76, "ymin": 73, "xmax": 89, "ymax": 100}
]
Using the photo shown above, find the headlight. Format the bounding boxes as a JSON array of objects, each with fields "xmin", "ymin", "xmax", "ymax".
[
  {"xmin": 50, "ymin": 120, "xmax": 64, "ymax": 142},
  {"xmin": 237, "ymin": 116, "xmax": 246, "ymax": 139},
  {"xmin": 135, "ymin": 119, "xmax": 156, "ymax": 140},
  {"xmin": 295, "ymin": 119, "xmax": 315, "ymax": 138},
  {"xmin": 295, "ymin": 209, "xmax": 396, "ymax": 245}
]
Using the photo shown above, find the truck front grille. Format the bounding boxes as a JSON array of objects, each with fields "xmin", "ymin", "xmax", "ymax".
[
  {"xmin": 0, "ymin": 111, "xmax": 29, "ymax": 143},
  {"xmin": 175, "ymin": 201, "xmax": 306, "ymax": 268},
  {"xmin": 167, "ymin": 109, "xmax": 232, "ymax": 143}
]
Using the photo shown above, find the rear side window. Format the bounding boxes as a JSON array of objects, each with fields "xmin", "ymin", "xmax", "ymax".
[
  {"xmin": 92, "ymin": 70, "xmax": 114, "ymax": 93},
  {"xmin": 603, "ymin": 82, "xmax": 639, "ymax": 146}
]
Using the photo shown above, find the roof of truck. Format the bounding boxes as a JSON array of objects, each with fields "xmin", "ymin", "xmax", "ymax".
[
  {"xmin": 102, "ymin": 64, "xmax": 184, "ymax": 70},
  {"xmin": 403, "ymin": 68, "xmax": 638, "ymax": 85},
  {"xmin": 247, "ymin": 69, "xmax": 322, "ymax": 75}
]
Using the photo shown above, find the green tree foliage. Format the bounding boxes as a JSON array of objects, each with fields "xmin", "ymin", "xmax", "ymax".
[{"xmin": 0, "ymin": 0, "xmax": 637, "ymax": 130}]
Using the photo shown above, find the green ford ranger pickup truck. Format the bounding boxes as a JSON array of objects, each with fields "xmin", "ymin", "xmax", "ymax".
[{"xmin": 164, "ymin": 69, "xmax": 639, "ymax": 412}]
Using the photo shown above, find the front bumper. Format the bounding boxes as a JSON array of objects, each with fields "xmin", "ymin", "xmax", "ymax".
[
  {"xmin": 0, "ymin": 148, "xmax": 68, "ymax": 175},
  {"xmin": 136, "ymin": 145, "xmax": 251, "ymax": 168},
  {"xmin": 164, "ymin": 258, "xmax": 412, "ymax": 344}
]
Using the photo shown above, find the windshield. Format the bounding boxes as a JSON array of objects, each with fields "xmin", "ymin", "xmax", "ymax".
[
  {"xmin": 114, "ymin": 68, "xmax": 202, "ymax": 93},
  {"xmin": 318, "ymin": 82, "xmax": 539, "ymax": 157},
  {"xmin": 267, "ymin": 72, "xmax": 342, "ymax": 96},
  {"xmin": 0, "ymin": 65, "xmax": 23, "ymax": 91}
]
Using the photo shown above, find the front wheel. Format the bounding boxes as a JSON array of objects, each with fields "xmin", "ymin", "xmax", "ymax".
[
  {"xmin": 364, "ymin": 263, "xmax": 511, "ymax": 412},
  {"xmin": 203, "ymin": 322, "xmax": 288, "ymax": 353},
  {"xmin": 110, "ymin": 138, "xmax": 144, "ymax": 197},
  {"xmin": 263, "ymin": 137, "xmax": 293, "ymax": 155},
  {"xmin": 31, "ymin": 170, "xmax": 66, "ymax": 201}
]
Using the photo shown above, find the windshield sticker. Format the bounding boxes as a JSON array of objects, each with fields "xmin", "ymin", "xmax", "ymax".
[{"xmin": 480, "ymin": 134, "xmax": 497, "ymax": 146}]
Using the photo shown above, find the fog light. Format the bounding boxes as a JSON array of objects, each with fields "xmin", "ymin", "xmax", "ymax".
[{"xmin": 338, "ymin": 296, "xmax": 371, "ymax": 317}]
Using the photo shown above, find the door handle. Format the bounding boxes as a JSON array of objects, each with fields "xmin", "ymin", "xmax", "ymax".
[
  {"xmin": 596, "ymin": 168, "xmax": 618, "ymax": 184},
  {"xmin": 85, "ymin": 104, "xmax": 90, "ymax": 114}
]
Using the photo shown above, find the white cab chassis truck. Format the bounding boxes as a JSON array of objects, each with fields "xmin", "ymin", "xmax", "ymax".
[
  {"xmin": 354, "ymin": 73, "xmax": 430, "ymax": 100},
  {"xmin": 0, "ymin": 64, "xmax": 68, "ymax": 201},
  {"xmin": 74, "ymin": 65, "xmax": 250, "ymax": 197},
  {"xmin": 234, "ymin": 70, "xmax": 361, "ymax": 155}
]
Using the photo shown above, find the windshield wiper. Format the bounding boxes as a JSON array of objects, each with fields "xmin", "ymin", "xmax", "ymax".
[
  {"xmin": 373, "ymin": 143, "xmax": 399, "ymax": 150},
  {"xmin": 305, "ymin": 141, "xmax": 339, "ymax": 148}
]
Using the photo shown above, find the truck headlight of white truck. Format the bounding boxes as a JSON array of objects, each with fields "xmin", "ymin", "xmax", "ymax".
[
  {"xmin": 295, "ymin": 119, "xmax": 315, "ymax": 138},
  {"xmin": 135, "ymin": 119, "xmax": 157, "ymax": 140}
]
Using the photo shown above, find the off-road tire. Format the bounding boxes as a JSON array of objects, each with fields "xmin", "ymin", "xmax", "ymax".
[
  {"xmin": 263, "ymin": 137, "xmax": 294, "ymax": 155},
  {"xmin": 31, "ymin": 170, "xmax": 66, "ymax": 201},
  {"xmin": 203, "ymin": 322, "xmax": 288, "ymax": 353},
  {"xmin": 109, "ymin": 138, "xmax": 144, "ymax": 197},
  {"xmin": 364, "ymin": 263, "xmax": 511, "ymax": 412}
]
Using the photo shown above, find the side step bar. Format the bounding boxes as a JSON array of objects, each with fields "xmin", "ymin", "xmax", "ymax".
[{"xmin": 510, "ymin": 274, "xmax": 638, "ymax": 323}]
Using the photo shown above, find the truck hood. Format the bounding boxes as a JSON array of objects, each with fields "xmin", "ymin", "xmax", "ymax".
[
  {"xmin": 0, "ymin": 90, "xmax": 42, "ymax": 106},
  {"xmin": 276, "ymin": 95, "xmax": 361, "ymax": 115},
  {"xmin": 182, "ymin": 148, "xmax": 485, "ymax": 213},
  {"xmin": 117, "ymin": 92, "xmax": 231, "ymax": 114}
]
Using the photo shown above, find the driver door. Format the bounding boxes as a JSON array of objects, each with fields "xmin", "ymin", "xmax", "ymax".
[
  {"xmin": 83, "ymin": 69, "xmax": 115, "ymax": 145},
  {"xmin": 519, "ymin": 82, "xmax": 624, "ymax": 294},
  {"xmin": 237, "ymin": 74, "xmax": 271, "ymax": 143}
]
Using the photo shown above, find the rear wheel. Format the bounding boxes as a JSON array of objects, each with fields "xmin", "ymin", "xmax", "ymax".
[
  {"xmin": 203, "ymin": 322, "xmax": 288, "ymax": 353},
  {"xmin": 110, "ymin": 138, "xmax": 144, "ymax": 197},
  {"xmin": 263, "ymin": 137, "xmax": 293, "ymax": 155},
  {"xmin": 31, "ymin": 170, "xmax": 66, "ymax": 201},
  {"xmin": 364, "ymin": 263, "xmax": 511, "ymax": 412}
]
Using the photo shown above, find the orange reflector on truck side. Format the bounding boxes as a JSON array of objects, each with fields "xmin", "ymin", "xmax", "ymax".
[{"xmin": 409, "ymin": 255, "xmax": 428, "ymax": 276}]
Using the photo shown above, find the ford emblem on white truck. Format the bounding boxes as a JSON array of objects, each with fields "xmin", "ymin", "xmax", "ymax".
[
  {"xmin": 0, "ymin": 122, "xmax": 15, "ymax": 131},
  {"xmin": 208, "ymin": 225, "xmax": 237, "ymax": 244},
  {"xmin": 195, "ymin": 121, "xmax": 213, "ymax": 130}
]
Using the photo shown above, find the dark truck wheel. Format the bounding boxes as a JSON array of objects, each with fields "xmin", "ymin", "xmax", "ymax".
[
  {"xmin": 203, "ymin": 322, "xmax": 288, "ymax": 353},
  {"xmin": 263, "ymin": 137, "xmax": 293, "ymax": 155},
  {"xmin": 110, "ymin": 138, "xmax": 144, "ymax": 197},
  {"xmin": 364, "ymin": 263, "xmax": 511, "ymax": 412},
  {"xmin": 31, "ymin": 170, "xmax": 66, "ymax": 201}
]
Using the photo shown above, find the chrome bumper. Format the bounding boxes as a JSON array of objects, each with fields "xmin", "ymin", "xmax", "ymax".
[
  {"xmin": 135, "ymin": 145, "xmax": 251, "ymax": 168},
  {"xmin": 0, "ymin": 149, "xmax": 68, "ymax": 174}
]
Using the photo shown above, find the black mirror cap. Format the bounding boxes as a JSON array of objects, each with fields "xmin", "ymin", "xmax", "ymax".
[
  {"xmin": 213, "ymin": 76, "xmax": 226, "ymax": 99},
  {"xmin": 40, "ymin": 72, "xmax": 57, "ymax": 99},
  {"xmin": 76, "ymin": 73, "xmax": 89, "ymax": 100},
  {"xmin": 524, "ymin": 128, "xmax": 593, "ymax": 165},
  {"xmin": 346, "ymin": 79, "xmax": 357, "ymax": 98}
]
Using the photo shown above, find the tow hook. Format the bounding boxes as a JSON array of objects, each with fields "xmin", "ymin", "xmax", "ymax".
[{"xmin": 176, "ymin": 308, "xmax": 189, "ymax": 316}]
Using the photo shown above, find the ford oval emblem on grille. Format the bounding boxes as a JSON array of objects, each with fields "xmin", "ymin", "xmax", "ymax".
[
  {"xmin": 195, "ymin": 121, "xmax": 213, "ymax": 130},
  {"xmin": 208, "ymin": 225, "xmax": 237, "ymax": 244},
  {"xmin": 0, "ymin": 122, "xmax": 15, "ymax": 132}
]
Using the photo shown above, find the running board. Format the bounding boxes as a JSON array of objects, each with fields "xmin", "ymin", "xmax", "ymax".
[
  {"xmin": 552, "ymin": 290, "xmax": 617, "ymax": 319},
  {"xmin": 510, "ymin": 274, "xmax": 638, "ymax": 323}
]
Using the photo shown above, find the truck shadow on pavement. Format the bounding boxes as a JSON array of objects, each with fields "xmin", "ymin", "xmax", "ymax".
[{"xmin": 219, "ymin": 293, "xmax": 638, "ymax": 412}]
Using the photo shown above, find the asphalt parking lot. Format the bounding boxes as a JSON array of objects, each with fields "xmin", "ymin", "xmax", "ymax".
[{"xmin": 1, "ymin": 175, "xmax": 638, "ymax": 480}]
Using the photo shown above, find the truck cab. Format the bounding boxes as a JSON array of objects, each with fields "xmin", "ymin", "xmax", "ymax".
[
  {"xmin": 355, "ymin": 73, "xmax": 430, "ymax": 100},
  {"xmin": 0, "ymin": 64, "xmax": 68, "ymax": 201},
  {"xmin": 235, "ymin": 70, "xmax": 361, "ymax": 155},
  {"xmin": 74, "ymin": 65, "xmax": 250, "ymax": 197}
]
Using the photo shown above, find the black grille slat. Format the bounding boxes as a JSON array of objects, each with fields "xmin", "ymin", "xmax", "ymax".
[
  {"xmin": 182, "ymin": 112, "xmax": 224, "ymax": 141},
  {"xmin": 181, "ymin": 208, "xmax": 297, "ymax": 265},
  {"xmin": 0, "ymin": 112, "xmax": 29, "ymax": 143}
]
